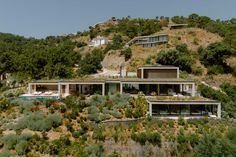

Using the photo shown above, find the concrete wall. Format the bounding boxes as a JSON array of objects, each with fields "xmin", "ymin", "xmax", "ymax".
[{"xmin": 144, "ymin": 69, "xmax": 177, "ymax": 79}]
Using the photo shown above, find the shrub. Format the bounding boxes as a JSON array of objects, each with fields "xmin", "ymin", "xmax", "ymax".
[
  {"xmin": 207, "ymin": 65, "xmax": 225, "ymax": 74},
  {"xmin": 193, "ymin": 66, "xmax": 203, "ymax": 76},
  {"xmin": 0, "ymin": 97, "xmax": 11, "ymax": 111},
  {"xmin": 88, "ymin": 106, "xmax": 100, "ymax": 114},
  {"xmin": 107, "ymin": 151, "xmax": 121, "ymax": 157},
  {"xmin": 121, "ymin": 48, "xmax": 132, "ymax": 61},
  {"xmin": 61, "ymin": 96, "xmax": 86, "ymax": 112},
  {"xmin": 92, "ymin": 125, "xmax": 105, "ymax": 141},
  {"xmin": 49, "ymin": 140, "xmax": 61, "ymax": 155},
  {"xmin": 0, "ymin": 134, "xmax": 18, "ymax": 149},
  {"xmin": 194, "ymin": 133, "xmax": 235, "ymax": 157},
  {"xmin": 0, "ymin": 148, "xmax": 10, "ymax": 157},
  {"xmin": 78, "ymin": 49, "xmax": 104, "ymax": 75},
  {"xmin": 178, "ymin": 116, "xmax": 186, "ymax": 125},
  {"xmin": 47, "ymin": 113, "xmax": 62, "ymax": 128},
  {"xmin": 15, "ymin": 141, "xmax": 29, "ymax": 155},
  {"xmin": 72, "ymin": 131, "xmax": 82, "ymax": 138},
  {"xmin": 88, "ymin": 113, "xmax": 101, "ymax": 122},
  {"xmin": 83, "ymin": 143, "xmax": 104, "ymax": 157},
  {"xmin": 129, "ymin": 93, "xmax": 148, "ymax": 118},
  {"xmin": 131, "ymin": 132, "xmax": 161, "ymax": 146},
  {"xmin": 226, "ymin": 127, "xmax": 236, "ymax": 144},
  {"xmin": 198, "ymin": 42, "xmax": 233, "ymax": 74},
  {"xmin": 43, "ymin": 99, "xmax": 55, "ymax": 108},
  {"xmin": 10, "ymin": 112, "xmax": 62, "ymax": 131},
  {"xmin": 125, "ymin": 106, "xmax": 133, "ymax": 118},
  {"xmin": 110, "ymin": 109, "xmax": 122, "ymax": 119},
  {"xmin": 156, "ymin": 44, "xmax": 195, "ymax": 73}
]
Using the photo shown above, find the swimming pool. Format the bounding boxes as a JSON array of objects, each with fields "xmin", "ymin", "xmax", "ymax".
[{"xmin": 19, "ymin": 94, "xmax": 60, "ymax": 101}]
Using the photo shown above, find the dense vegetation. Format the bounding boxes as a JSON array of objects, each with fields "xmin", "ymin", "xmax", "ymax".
[
  {"xmin": 156, "ymin": 44, "xmax": 195, "ymax": 73},
  {"xmin": 0, "ymin": 14, "xmax": 236, "ymax": 156},
  {"xmin": 0, "ymin": 95, "xmax": 236, "ymax": 156},
  {"xmin": 198, "ymin": 83, "xmax": 236, "ymax": 118}
]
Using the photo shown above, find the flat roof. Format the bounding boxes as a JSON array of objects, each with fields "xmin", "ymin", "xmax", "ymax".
[
  {"xmin": 147, "ymin": 96, "xmax": 220, "ymax": 104},
  {"xmin": 126, "ymin": 34, "xmax": 168, "ymax": 45},
  {"xmin": 168, "ymin": 24, "xmax": 188, "ymax": 27},
  {"xmin": 30, "ymin": 77, "xmax": 194, "ymax": 84},
  {"xmin": 138, "ymin": 65, "xmax": 179, "ymax": 70}
]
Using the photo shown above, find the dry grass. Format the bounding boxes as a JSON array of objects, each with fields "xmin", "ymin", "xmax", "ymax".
[
  {"xmin": 157, "ymin": 27, "xmax": 223, "ymax": 51},
  {"xmin": 203, "ymin": 74, "xmax": 236, "ymax": 87}
]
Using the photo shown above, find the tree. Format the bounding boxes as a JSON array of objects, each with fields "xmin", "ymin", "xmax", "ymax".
[
  {"xmin": 198, "ymin": 42, "xmax": 233, "ymax": 74},
  {"xmin": 129, "ymin": 93, "xmax": 148, "ymax": 118},
  {"xmin": 156, "ymin": 44, "xmax": 194, "ymax": 73},
  {"xmin": 194, "ymin": 133, "xmax": 235, "ymax": 157},
  {"xmin": 121, "ymin": 48, "xmax": 132, "ymax": 61},
  {"xmin": 78, "ymin": 49, "xmax": 104, "ymax": 75}
]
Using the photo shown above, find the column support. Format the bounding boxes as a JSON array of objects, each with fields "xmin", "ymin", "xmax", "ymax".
[
  {"xmin": 217, "ymin": 103, "xmax": 221, "ymax": 118},
  {"xmin": 149, "ymin": 103, "xmax": 152, "ymax": 116},
  {"xmin": 141, "ymin": 68, "xmax": 144, "ymax": 79},
  {"xmin": 28, "ymin": 83, "xmax": 32, "ymax": 94},
  {"xmin": 65, "ymin": 84, "xmax": 70, "ymax": 95},
  {"xmin": 191, "ymin": 83, "xmax": 196, "ymax": 97},
  {"xmin": 58, "ymin": 84, "xmax": 61, "ymax": 98},
  {"xmin": 177, "ymin": 68, "xmax": 180, "ymax": 78},
  {"xmin": 157, "ymin": 84, "xmax": 160, "ymax": 95},
  {"xmin": 102, "ymin": 83, "xmax": 105, "ymax": 96},
  {"xmin": 180, "ymin": 84, "xmax": 183, "ymax": 93},
  {"xmin": 120, "ymin": 83, "xmax": 123, "ymax": 94}
]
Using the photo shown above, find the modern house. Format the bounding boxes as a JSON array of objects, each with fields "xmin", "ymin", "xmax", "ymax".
[
  {"xmin": 168, "ymin": 24, "xmax": 188, "ymax": 30},
  {"xmin": 88, "ymin": 36, "xmax": 108, "ymax": 47},
  {"xmin": 125, "ymin": 34, "xmax": 169, "ymax": 48},
  {"xmin": 22, "ymin": 65, "xmax": 221, "ymax": 118}
]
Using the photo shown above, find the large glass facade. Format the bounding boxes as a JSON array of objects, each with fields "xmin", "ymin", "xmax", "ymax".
[
  {"xmin": 123, "ymin": 84, "xmax": 181, "ymax": 96},
  {"xmin": 152, "ymin": 104, "xmax": 217, "ymax": 116}
]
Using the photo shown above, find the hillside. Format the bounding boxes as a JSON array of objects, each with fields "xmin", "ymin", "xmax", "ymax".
[
  {"xmin": 0, "ymin": 14, "xmax": 236, "ymax": 157},
  {"xmin": 101, "ymin": 27, "xmax": 222, "ymax": 70}
]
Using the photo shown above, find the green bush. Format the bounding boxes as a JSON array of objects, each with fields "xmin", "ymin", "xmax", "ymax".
[
  {"xmin": 88, "ymin": 106, "xmax": 100, "ymax": 114},
  {"xmin": 121, "ymin": 48, "xmax": 132, "ymax": 61},
  {"xmin": 226, "ymin": 127, "xmax": 236, "ymax": 144},
  {"xmin": 1, "ymin": 134, "xmax": 18, "ymax": 149},
  {"xmin": 61, "ymin": 96, "xmax": 86, "ymax": 112},
  {"xmin": 92, "ymin": 125, "xmax": 105, "ymax": 141},
  {"xmin": 0, "ymin": 148, "xmax": 11, "ymax": 157},
  {"xmin": 0, "ymin": 97, "xmax": 11, "ymax": 111},
  {"xmin": 83, "ymin": 143, "xmax": 104, "ymax": 157},
  {"xmin": 194, "ymin": 133, "xmax": 235, "ymax": 157},
  {"xmin": 15, "ymin": 141, "xmax": 28, "ymax": 155},
  {"xmin": 207, "ymin": 65, "xmax": 225, "ymax": 74},
  {"xmin": 193, "ymin": 66, "xmax": 203, "ymax": 76},
  {"xmin": 43, "ymin": 99, "xmax": 55, "ymax": 108},
  {"xmin": 10, "ymin": 112, "xmax": 62, "ymax": 131},
  {"xmin": 72, "ymin": 131, "xmax": 82, "ymax": 138},
  {"xmin": 220, "ymin": 82, "xmax": 236, "ymax": 100},
  {"xmin": 156, "ymin": 44, "xmax": 194, "ymax": 73},
  {"xmin": 131, "ymin": 132, "xmax": 161, "ymax": 146},
  {"xmin": 78, "ymin": 49, "xmax": 104, "ymax": 75},
  {"xmin": 110, "ymin": 109, "xmax": 122, "ymax": 119},
  {"xmin": 88, "ymin": 113, "xmax": 101, "ymax": 122},
  {"xmin": 198, "ymin": 42, "xmax": 233, "ymax": 74},
  {"xmin": 129, "ymin": 93, "xmax": 148, "ymax": 118}
]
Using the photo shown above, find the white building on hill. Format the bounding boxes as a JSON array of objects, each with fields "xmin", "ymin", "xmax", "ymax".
[{"xmin": 89, "ymin": 36, "xmax": 108, "ymax": 47}]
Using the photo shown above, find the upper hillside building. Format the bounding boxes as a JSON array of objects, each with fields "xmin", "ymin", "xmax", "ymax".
[
  {"xmin": 89, "ymin": 36, "xmax": 108, "ymax": 47},
  {"xmin": 168, "ymin": 24, "xmax": 188, "ymax": 30},
  {"xmin": 125, "ymin": 34, "xmax": 168, "ymax": 48}
]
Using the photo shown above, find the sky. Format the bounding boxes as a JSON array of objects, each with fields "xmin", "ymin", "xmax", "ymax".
[{"xmin": 0, "ymin": 0, "xmax": 235, "ymax": 38}]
